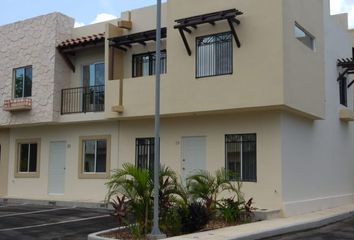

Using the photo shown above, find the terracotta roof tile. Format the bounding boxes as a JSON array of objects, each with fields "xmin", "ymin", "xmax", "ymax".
[{"xmin": 58, "ymin": 33, "xmax": 105, "ymax": 49}]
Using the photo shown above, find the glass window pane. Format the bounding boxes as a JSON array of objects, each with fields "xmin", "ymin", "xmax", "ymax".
[
  {"xmin": 242, "ymin": 141, "xmax": 256, "ymax": 182},
  {"xmin": 83, "ymin": 140, "xmax": 95, "ymax": 172},
  {"xmin": 95, "ymin": 63, "xmax": 105, "ymax": 86},
  {"xmin": 96, "ymin": 140, "xmax": 107, "ymax": 173},
  {"xmin": 19, "ymin": 144, "xmax": 29, "ymax": 172},
  {"xmin": 14, "ymin": 68, "xmax": 24, "ymax": 98},
  {"xmin": 24, "ymin": 67, "xmax": 32, "ymax": 97},
  {"xmin": 226, "ymin": 141, "xmax": 241, "ymax": 179},
  {"xmin": 29, "ymin": 143, "xmax": 37, "ymax": 172}
]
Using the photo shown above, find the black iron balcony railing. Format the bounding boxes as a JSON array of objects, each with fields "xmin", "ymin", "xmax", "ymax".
[{"xmin": 61, "ymin": 85, "xmax": 105, "ymax": 115}]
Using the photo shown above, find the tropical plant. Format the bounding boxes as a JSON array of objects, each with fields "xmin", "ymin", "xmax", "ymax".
[
  {"xmin": 106, "ymin": 164, "xmax": 186, "ymax": 235},
  {"xmin": 109, "ymin": 195, "xmax": 130, "ymax": 225},
  {"xmin": 217, "ymin": 197, "xmax": 244, "ymax": 223},
  {"xmin": 106, "ymin": 163, "xmax": 152, "ymax": 234},
  {"xmin": 186, "ymin": 169, "xmax": 232, "ymax": 213},
  {"xmin": 177, "ymin": 202, "xmax": 209, "ymax": 234}
]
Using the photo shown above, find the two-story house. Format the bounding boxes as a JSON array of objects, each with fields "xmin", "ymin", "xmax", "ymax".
[{"xmin": 0, "ymin": 0, "xmax": 353, "ymax": 217}]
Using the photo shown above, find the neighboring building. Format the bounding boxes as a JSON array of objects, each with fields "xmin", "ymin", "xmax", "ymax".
[{"xmin": 0, "ymin": 0, "xmax": 353, "ymax": 217}]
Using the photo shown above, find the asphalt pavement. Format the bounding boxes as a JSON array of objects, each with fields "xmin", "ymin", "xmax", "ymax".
[{"xmin": 0, "ymin": 204, "xmax": 118, "ymax": 240}]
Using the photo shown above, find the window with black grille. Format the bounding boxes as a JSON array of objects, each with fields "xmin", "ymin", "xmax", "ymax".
[
  {"xmin": 135, "ymin": 138, "xmax": 154, "ymax": 172},
  {"xmin": 225, "ymin": 134, "xmax": 257, "ymax": 182},
  {"xmin": 196, "ymin": 32, "xmax": 233, "ymax": 78},
  {"xmin": 132, "ymin": 51, "xmax": 167, "ymax": 78}
]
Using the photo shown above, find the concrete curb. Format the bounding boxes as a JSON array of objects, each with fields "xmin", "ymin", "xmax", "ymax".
[
  {"xmin": 234, "ymin": 210, "xmax": 354, "ymax": 240},
  {"xmin": 88, "ymin": 227, "xmax": 126, "ymax": 240},
  {"xmin": 86, "ymin": 205, "xmax": 354, "ymax": 240}
]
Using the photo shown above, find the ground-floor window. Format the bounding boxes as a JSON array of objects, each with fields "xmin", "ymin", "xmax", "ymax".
[
  {"xmin": 15, "ymin": 139, "xmax": 40, "ymax": 178},
  {"xmin": 79, "ymin": 136, "xmax": 110, "ymax": 179},
  {"xmin": 135, "ymin": 138, "xmax": 154, "ymax": 172},
  {"xmin": 225, "ymin": 134, "xmax": 257, "ymax": 182}
]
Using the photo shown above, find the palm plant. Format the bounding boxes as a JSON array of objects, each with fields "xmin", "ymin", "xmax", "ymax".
[
  {"xmin": 106, "ymin": 163, "xmax": 186, "ymax": 235},
  {"xmin": 186, "ymin": 169, "xmax": 230, "ymax": 213},
  {"xmin": 106, "ymin": 163, "xmax": 152, "ymax": 234}
]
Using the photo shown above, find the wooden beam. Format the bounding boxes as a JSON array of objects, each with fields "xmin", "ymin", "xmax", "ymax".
[
  {"xmin": 228, "ymin": 19, "xmax": 241, "ymax": 48},
  {"xmin": 182, "ymin": 26, "xmax": 192, "ymax": 34},
  {"xmin": 230, "ymin": 18, "xmax": 240, "ymax": 25},
  {"xmin": 178, "ymin": 28, "xmax": 192, "ymax": 56},
  {"xmin": 138, "ymin": 41, "xmax": 147, "ymax": 46},
  {"xmin": 58, "ymin": 50, "xmax": 75, "ymax": 72}
]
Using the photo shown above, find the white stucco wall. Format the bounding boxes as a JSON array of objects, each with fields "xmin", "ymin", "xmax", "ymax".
[
  {"xmin": 0, "ymin": 13, "xmax": 74, "ymax": 126},
  {"xmin": 281, "ymin": 1, "xmax": 354, "ymax": 216}
]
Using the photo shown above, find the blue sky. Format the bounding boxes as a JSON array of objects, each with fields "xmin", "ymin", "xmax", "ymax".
[{"xmin": 0, "ymin": 0, "xmax": 353, "ymax": 28}]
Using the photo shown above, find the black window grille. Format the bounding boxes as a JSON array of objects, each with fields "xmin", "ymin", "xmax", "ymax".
[
  {"xmin": 225, "ymin": 134, "xmax": 257, "ymax": 182},
  {"xmin": 135, "ymin": 138, "xmax": 155, "ymax": 172},
  {"xmin": 196, "ymin": 32, "xmax": 233, "ymax": 78},
  {"xmin": 132, "ymin": 51, "xmax": 167, "ymax": 78},
  {"xmin": 339, "ymin": 76, "xmax": 348, "ymax": 107}
]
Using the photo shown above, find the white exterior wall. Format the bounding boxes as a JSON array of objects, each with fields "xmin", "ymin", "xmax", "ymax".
[
  {"xmin": 7, "ymin": 122, "xmax": 119, "ymax": 201},
  {"xmin": 281, "ymin": 2, "xmax": 354, "ymax": 216}
]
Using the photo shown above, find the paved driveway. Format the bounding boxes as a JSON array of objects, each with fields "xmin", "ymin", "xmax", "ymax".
[
  {"xmin": 265, "ymin": 216, "xmax": 354, "ymax": 240},
  {"xmin": 0, "ymin": 204, "xmax": 118, "ymax": 240}
]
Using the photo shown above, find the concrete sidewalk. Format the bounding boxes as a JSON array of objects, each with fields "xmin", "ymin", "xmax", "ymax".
[{"xmin": 167, "ymin": 204, "xmax": 354, "ymax": 240}]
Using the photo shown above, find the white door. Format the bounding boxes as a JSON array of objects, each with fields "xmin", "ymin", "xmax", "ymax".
[
  {"xmin": 48, "ymin": 141, "xmax": 66, "ymax": 195},
  {"xmin": 181, "ymin": 137, "xmax": 207, "ymax": 182}
]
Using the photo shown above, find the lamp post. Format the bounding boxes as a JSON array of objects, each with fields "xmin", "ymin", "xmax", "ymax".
[{"xmin": 149, "ymin": 0, "xmax": 165, "ymax": 239}]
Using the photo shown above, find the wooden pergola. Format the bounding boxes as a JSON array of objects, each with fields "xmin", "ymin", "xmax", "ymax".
[
  {"xmin": 109, "ymin": 28, "xmax": 167, "ymax": 51},
  {"xmin": 174, "ymin": 8, "xmax": 243, "ymax": 56}
]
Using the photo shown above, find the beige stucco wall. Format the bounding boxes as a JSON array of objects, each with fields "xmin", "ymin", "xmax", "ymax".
[
  {"xmin": 7, "ymin": 122, "xmax": 119, "ymax": 201},
  {"xmin": 118, "ymin": 112, "xmax": 283, "ymax": 210},
  {"xmin": 0, "ymin": 13, "xmax": 74, "ymax": 127},
  {"xmin": 105, "ymin": 0, "xmax": 286, "ymax": 120},
  {"xmin": 0, "ymin": 129, "xmax": 9, "ymax": 196}
]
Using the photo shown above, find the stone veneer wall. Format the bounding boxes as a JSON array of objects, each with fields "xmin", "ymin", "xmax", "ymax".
[{"xmin": 0, "ymin": 13, "xmax": 73, "ymax": 126}]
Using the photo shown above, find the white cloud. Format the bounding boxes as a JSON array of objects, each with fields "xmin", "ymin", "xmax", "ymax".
[
  {"xmin": 91, "ymin": 13, "xmax": 117, "ymax": 24},
  {"xmin": 74, "ymin": 21, "xmax": 85, "ymax": 28},
  {"xmin": 74, "ymin": 13, "xmax": 118, "ymax": 28}
]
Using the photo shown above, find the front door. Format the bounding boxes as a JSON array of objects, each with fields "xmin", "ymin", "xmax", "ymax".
[
  {"xmin": 48, "ymin": 141, "xmax": 66, "ymax": 195},
  {"xmin": 181, "ymin": 136, "xmax": 207, "ymax": 183}
]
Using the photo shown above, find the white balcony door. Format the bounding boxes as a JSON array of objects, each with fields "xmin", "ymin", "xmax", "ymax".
[
  {"xmin": 48, "ymin": 141, "xmax": 66, "ymax": 195},
  {"xmin": 181, "ymin": 136, "xmax": 207, "ymax": 183}
]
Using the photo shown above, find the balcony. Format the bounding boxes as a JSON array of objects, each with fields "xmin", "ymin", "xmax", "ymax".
[
  {"xmin": 61, "ymin": 85, "xmax": 105, "ymax": 115},
  {"xmin": 3, "ymin": 98, "xmax": 32, "ymax": 112}
]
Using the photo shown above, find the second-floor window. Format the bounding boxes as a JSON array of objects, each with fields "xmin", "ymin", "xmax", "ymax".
[
  {"xmin": 14, "ymin": 66, "xmax": 32, "ymax": 98},
  {"xmin": 196, "ymin": 32, "xmax": 233, "ymax": 78},
  {"xmin": 83, "ymin": 63, "xmax": 104, "ymax": 87},
  {"xmin": 132, "ymin": 51, "xmax": 167, "ymax": 78}
]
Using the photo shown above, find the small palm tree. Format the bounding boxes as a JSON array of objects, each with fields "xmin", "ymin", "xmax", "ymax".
[
  {"xmin": 106, "ymin": 163, "xmax": 152, "ymax": 234},
  {"xmin": 186, "ymin": 169, "xmax": 232, "ymax": 213},
  {"xmin": 106, "ymin": 163, "xmax": 186, "ymax": 235}
]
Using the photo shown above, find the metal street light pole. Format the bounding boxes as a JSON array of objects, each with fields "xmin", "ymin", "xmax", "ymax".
[{"xmin": 149, "ymin": 0, "xmax": 165, "ymax": 239}]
